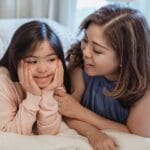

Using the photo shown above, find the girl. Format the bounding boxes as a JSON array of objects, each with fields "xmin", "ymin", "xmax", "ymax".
[
  {"xmin": 0, "ymin": 21, "xmax": 70, "ymax": 135},
  {"xmin": 55, "ymin": 4, "xmax": 150, "ymax": 150}
]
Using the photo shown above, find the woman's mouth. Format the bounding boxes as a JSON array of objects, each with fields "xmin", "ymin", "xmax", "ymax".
[{"xmin": 84, "ymin": 63, "xmax": 94, "ymax": 68}]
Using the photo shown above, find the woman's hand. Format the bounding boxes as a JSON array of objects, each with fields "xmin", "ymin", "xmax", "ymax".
[
  {"xmin": 18, "ymin": 60, "xmax": 42, "ymax": 96},
  {"xmin": 54, "ymin": 89, "xmax": 85, "ymax": 119},
  {"xmin": 43, "ymin": 60, "xmax": 64, "ymax": 92},
  {"xmin": 87, "ymin": 129, "xmax": 117, "ymax": 150}
]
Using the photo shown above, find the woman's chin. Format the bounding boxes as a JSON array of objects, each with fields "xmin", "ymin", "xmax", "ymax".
[{"xmin": 85, "ymin": 70, "xmax": 96, "ymax": 76}]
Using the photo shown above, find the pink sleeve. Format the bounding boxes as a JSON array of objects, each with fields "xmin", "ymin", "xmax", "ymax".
[
  {"xmin": 0, "ymin": 74, "xmax": 41, "ymax": 135},
  {"xmin": 37, "ymin": 91, "xmax": 61, "ymax": 135}
]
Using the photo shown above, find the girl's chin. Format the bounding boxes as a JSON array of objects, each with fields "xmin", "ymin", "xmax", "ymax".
[
  {"xmin": 35, "ymin": 81, "xmax": 50, "ymax": 89},
  {"xmin": 38, "ymin": 83, "xmax": 50, "ymax": 89}
]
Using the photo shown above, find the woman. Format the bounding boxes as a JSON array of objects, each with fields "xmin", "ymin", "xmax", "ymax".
[{"xmin": 55, "ymin": 4, "xmax": 150, "ymax": 150}]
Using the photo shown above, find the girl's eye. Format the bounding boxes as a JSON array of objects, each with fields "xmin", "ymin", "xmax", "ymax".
[
  {"xmin": 26, "ymin": 60, "xmax": 37, "ymax": 64},
  {"xmin": 47, "ymin": 57, "xmax": 57, "ymax": 62}
]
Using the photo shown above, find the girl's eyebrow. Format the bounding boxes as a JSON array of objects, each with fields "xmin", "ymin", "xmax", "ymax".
[{"xmin": 25, "ymin": 53, "xmax": 57, "ymax": 58}]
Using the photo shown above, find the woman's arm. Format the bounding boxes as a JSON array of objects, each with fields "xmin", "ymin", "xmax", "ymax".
[
  {"xmin": 69, "ymin": 67, "xmax": 85, "ymax": 101},
  {"xmin": 55, "ymin": 67, "xmax": 129, "ymax": 133},
  {"xmin": 55, "ymin": 89, "xmax": 130, "ymax": 133},
  {"xmin": 65, "ymin": 116, "xmax": 117, "ymax": 149},
  {"xmin": 36, "ymin": 91, "xmax": 61, "ymax": 135},
  {"xmin": 127, "ymin": 90, "xmax": 150, "ymax": 137}
]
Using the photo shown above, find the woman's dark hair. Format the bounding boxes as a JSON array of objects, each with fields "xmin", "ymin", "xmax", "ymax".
[
  {"xmin": 0, "ymin": 20, "xmax": 71, "ymax": 93},
  {"xmin": 66, "ymin": 4, "xmax": 150, "ymax": 107}
]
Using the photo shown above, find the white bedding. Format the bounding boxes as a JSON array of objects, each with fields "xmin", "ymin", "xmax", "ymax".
[
  {"xmin": 0, "ymin": 19, "xmax": 150, "ymax": 150},
  {"xmin": 0, "ymin": 122, "xmax": 150, "ymax": 150}
]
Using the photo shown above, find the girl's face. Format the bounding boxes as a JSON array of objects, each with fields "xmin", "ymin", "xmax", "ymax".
[
  {"xmin": 81, "ymin": 23, "xmax": 120, "ymax": 81},
  {"xmin": 23, "ymin": 40, "xmax": 58, "ymax": 89}
]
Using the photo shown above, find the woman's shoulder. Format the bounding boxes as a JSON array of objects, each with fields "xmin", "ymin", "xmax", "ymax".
[{"xmin": 127, "ymin": 89, "xmax": 150, "ymax": 137}]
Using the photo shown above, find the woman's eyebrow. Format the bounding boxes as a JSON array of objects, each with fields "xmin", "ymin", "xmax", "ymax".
[
  {"xmin": 84, "ymin": 32, "xmax": 109, "ymax": 50},
  {"xmin": 84, "ymin": 32, "xmax": 88, "ymax": 38},
  {"xmin": 92, "ymin": 41, "xmax": 108, "ymax": 50}
]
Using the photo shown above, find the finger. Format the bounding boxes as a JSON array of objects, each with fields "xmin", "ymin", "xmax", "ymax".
[
  {"xmin": 57, "ymin": 60, "xmax": 64, "ymax": 87},
  {"xmin": 17, "ymin": 60, "xmax": 22, "ymax": 81},
  {"xmin": 51, "ymin": 67, "xmax": 59, "ymax": 89},
  {"xmin": 54, "ymin": 95, "xmax": 60, "ymax": 101},
  {"xmin": 28, "ymin": 69, "xmax": 34, "ymax": 86},
  {"xmin": 19, "ymin": 60, "xmax": 24, "ymax": 83},
  {"xmin": 23, "ymin": 61, "xmax": 29, "ymax": 85},
  {"xmin": 54, "ymin": 88, "xmax": 66, "ymax": 96},
  {"xmin": 104, "ymin": 140, "xmax": 116, "ymax": 150},
  {"xmin": 56, "ymin": 86, "xmax": 66, "ymax": 92},
  {"xmin": 53, "ymin": 95, "xmax": 62, "ymax": 109},
  {"xmin": 102, "ymin": 145, "xmax": 110, "ymax": 150},
  {"xmin": 43, "ymin": 68, "xmax": 58, "ymax": 91},
  {"xmin": 21, "ymin": 60, "xmax": 26, "ymax": 86},
  {"xmin": 109, "ymin": 142, "xmax": 117, "ymax": 150},
  {"xmin": 95, "ymin": 145, "xmax": 102, "ymax": 150}
]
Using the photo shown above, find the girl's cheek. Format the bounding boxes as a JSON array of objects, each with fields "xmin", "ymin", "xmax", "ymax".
[
  {"xmin": 28, "ymin": 65, "xmax": 36, "ymax": 76},
  {"xmin": 48, "ymin": 61, "xmax": 58, "ymax": 73},
  {"xmin": 28, "ymin": 65, "xmax": 34, "ymax": 71}
]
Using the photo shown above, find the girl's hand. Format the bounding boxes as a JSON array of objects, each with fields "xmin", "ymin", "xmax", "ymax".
[
  {"xmin": 43, "ymin": 59, "xmax": 64, "ymax": 91},
  {"xmin": 18, "ymin": 60, "xmax": 42, "ymax": 96},
  {"xmin": 54, "ymin": 89, "xmax": 84, "ymax": 119},
  {"xmin": 87, "ymin": 129, "xmax": 117, "ymax": 150}
]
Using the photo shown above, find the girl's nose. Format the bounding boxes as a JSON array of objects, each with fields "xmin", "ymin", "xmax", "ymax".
[{"xmin": 37, "ymin": 62, "xmax": 48, "ymax": 73}]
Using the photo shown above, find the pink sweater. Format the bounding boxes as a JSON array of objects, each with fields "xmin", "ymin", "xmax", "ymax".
[{"xmin": 0, "ymin": 67, "xmax": 61, "ymax": 135}]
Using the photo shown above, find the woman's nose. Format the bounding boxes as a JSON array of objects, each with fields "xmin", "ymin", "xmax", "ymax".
[{"xmin": 82, "ymin": 45, "xmax": 92, "ymax": 58}]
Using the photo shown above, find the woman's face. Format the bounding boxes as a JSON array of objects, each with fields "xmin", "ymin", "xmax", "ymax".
[
  {"xmin": 81, "ymin": 23, "xmax": 120, "ymax": 81},
  {"xmin": 23, "ymin": 40, "xmax": 59, "ymax": 89}
]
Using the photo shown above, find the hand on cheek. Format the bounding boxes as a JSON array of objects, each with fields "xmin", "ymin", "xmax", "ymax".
[
  {"xmin": 18, "ymin": 60, "xmax": 42, "ymax": 96},
  {"xmin": 42, "ymin": 59, "xmax": 64, "ymax": 92}
]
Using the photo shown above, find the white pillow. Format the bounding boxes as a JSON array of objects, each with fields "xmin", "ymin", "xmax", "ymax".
[
  {"xmin": 103, "ymin": 129, "xmax": 150, "ymax": 150},
  {"xmin": 0, "ymin": 38, "xmax": 5, "ymax": 58},
  {"xmin": 0, "ymin": 129, "xmax": 149, "ymax": 150},
  {"xmin": 0, "ymin": 18, "xmax": 76, "ymax": 58}
]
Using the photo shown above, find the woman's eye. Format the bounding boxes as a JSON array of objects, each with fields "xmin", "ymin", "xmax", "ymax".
[
  {"xmin": 81, "ymin": 38, "xmax": 88, "ymax": 50},
  {"xmin": 82, "ymin": 38, "xmax": 88, "ymax": 44},
  {"xmin": 93, "ymin": 49, "xmax": 103, "ymax": 54}
]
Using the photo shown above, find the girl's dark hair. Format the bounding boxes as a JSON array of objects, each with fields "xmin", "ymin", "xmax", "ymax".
[
  {"xmin": 0, "ymin": 20, "xmax": 71, "ymax": 93},
  {"xmin": 66, "ymin": 4, "xmax": 150, "ymax": 107}
]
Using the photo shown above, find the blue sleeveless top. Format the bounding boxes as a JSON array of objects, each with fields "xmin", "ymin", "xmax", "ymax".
[{"xmin": 81, "ymin": 72, "xmax": 129, "ymax": 124}]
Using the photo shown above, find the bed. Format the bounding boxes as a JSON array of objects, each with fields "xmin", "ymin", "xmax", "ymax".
[{"xmin": 0, "ymin": 18, "xmax": 149, "ymax": 150}]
